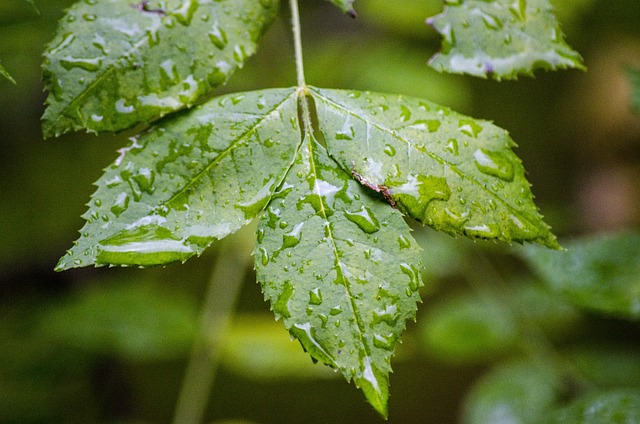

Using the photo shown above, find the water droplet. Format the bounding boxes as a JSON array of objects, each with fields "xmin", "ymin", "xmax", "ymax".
[
  {"xmin": 400, "ymin": 105, "xmax": 412, "ymax": 122},
  {"xmin": 439, "ymin": 22, "xmax": 456, "ymax": 44},
  {"xmin": 290, "ymin": 322, "xmax": 335, "ymax": 365},
  {"xmin": 444, "ymin": 138, "xmax": 459, "ymax": 156},
  {"xmin": 336, "ymin": 120, "xmax": 355, "ymax": 140},
  {"xmin": 397, "ymin": 235, "xmax": 411, "ymax": 249},
  {"xmin": 233, "ymin": 44, "xmax": 248, "ymax": 63},
  {"xmin": 458, "ymin": 119, "xmax": 483, "ymax": 137},
  {"xmin": 60, "ymin": 56, "xmax": 102, "ymax": 72},
  {"xmin": 115, "ymin": 98, "xmax": 135, "ymax": 114},
  {"xmin": 373, "ymin": 333, "xmax": 395, "ymax": 350},
  {"xmin": 480, "ymin": 12, "xmax": 502, "ymax": 30},
  {"xmin": 282, "ymin": 222, "xmax": 304, "ymax": 249},
  {"xmin": 110, "ymin": 192, "xmax": 130, "ymax": 217},
  {"xmin": 410, "ymin": 119, "xmax": 441, "ymax": 132},
  {"xmin": 344, "ymin": 205, "xmax": 380, "ymax": 234},
  {"xmin": 274, "ymin": 281, "xmax": 293, "ymax": 318},
  {"xmin": 309, "ymin": 288, "xmax": 323, "ymax": 305},
  {"xmin": 82, "ymin": 13, "xmax": 96, "ymax": 21},
  {"xmin": 257, "ymin": 228, "xmax": 265, "ymax": 243},
  {"xmin": 464, "ymin": 224, "xmax": 500, "ymax": 238},
  {"xmin": 509, "ymin": 0, "xmax": 527, "ymax": 21},
  {"xmin": 383, "ymin": 145, "xmax": 396, "ymax": 157},
  {"xmin": 330, "ymin": 305, "xmax": 343, "ymax": 316},
  {"xmin": 373, "ymin": 305, "xmax": 398, "ymax": 325},
  {"xmin": 400, "ymin": 263, "xmax": 421, "ymax": 292},
  {"xmin": 174, "ymin": 0, "xmax": 197, "ymax": 25},
  {"xmin": 96, "ymin": 225, "xmax": 194, "ymax": 266},
  {"xmin": 259, "ymin": 247, "xmax": 270, "ymax": 266},
  {"xmin": 473, "ymin": 149, "xmax": 514, "ymax": 181}
]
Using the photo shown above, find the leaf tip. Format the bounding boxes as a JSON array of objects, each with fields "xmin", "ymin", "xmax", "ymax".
[{"xmin": 355, "ymin": 359, "xmax": 390, "ymax": 419}]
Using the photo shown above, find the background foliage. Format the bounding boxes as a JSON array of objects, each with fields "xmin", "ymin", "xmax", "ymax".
[{"xmin": 1, "ymin": 0, "xmax": 640, "ymax": 422}]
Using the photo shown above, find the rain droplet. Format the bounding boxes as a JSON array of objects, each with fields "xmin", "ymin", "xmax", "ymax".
[
  {"xmin": 458, "ymin": 119, "xmax": 483, "ymax": 137},
  {"xmin": 110, "ymin": 192, "xmax": 130, "ymax": 217},
  {"xmin": 344, "ymin": 205, "xmax": 380, "ymax": 234},
  {"xmin": 444, "ymin": 138, "xmax": 459, "ymax": 156},
  {"xmin": 282, "ymin": 222, "xmax": 304, "ymax": 249},
  {"xmin": 383, "ymin": 145, "xmax": 396, "ymax": 157},
  {"xmin": 259, "ymin": 247, "xmax": 270, "ymax": 266},
  {"xmin": 397, "ymin": 235, "xmax": 411, "ymax": 249},
  {"xmin": 309, "ymin": 288, "xmax": 323, "ymax": 305},
  {"xmin": 373, "ymin": 333, "xmax": 395, "ymax": 350},
  {"xmin": 473, "ymin": 149, "xmax": 514, "ymax": 181},
  {"xmin": 60, "ymin": 56, "xmax": 102, "ymax": 72},
  {"xmin": 400, "ymin": 263, "xmax": 421, "ymax": 292},
  {"xmin": 509, "ymin": 0, "xmax": 527, "ymax": 21}
]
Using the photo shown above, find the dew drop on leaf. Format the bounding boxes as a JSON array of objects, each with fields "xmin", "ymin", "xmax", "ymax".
[
  {"xmin": 473, "ymin": 149, "xmax": 515, "ymax": 181},
  {"xmin": 344, "ymin": 205, "xmax": 380, "ymax": 234}
]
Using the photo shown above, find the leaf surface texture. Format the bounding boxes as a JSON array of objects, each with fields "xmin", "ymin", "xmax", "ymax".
[
  {"xmin": 56, "ymin": 88, "xmax": 299, "ymax": 270},
  {"xmin": 310, "ymin": 87, "xmax": 559, "ymax": 248},
  {"xmin": 255, "ymin": 134, "xmax": 422, "ymax": 417},
  {"xmin": 427, "ymin": 0, "xmax": 585, "ymax": 79},
  {"xmin": 42, "ymin": 0, "xmax": 279, "ymax": 136}
]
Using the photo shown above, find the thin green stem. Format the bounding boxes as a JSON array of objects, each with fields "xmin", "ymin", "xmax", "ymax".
[
  {"xmin": 290, "ymin": 0, "xmax": 306, "ymax": 89},
  {"xmin": 172, "ymin": 233, "xmax": 251, "ymax": 424}
]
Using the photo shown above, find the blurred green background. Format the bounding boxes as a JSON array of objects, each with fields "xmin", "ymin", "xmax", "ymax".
[{"xmin": 1, "ymin": 0, "xmax": 640, "ymax": 423}]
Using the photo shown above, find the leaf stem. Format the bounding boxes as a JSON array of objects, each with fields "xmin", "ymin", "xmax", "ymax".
[
  {"xmin": 172, "ymin": 233, "xmax": 251, "ymax": 424},
  {"xmin": 290, "ymin": 0, "xmax": 306, "ymax": 89}
]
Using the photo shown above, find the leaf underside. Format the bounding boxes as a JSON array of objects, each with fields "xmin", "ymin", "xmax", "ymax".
[
  {"xmin": 427, "ymin": 0, "xmax": 585, "ymax": 80},
  {"xmin": 41, "ymin": 0, "xmax": 279, "ymax": 137}
]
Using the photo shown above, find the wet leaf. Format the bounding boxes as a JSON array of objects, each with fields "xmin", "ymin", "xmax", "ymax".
[
  {"xmin": 325, "ymin": 0, "xmax": 356, "ymax": 17},
  {"xmin": 522, "ymin": 231, "xmax": 640, "ymax": 319},
  {"xmin": 56, "ymin": 88, "xmax": 299, "ymax": 270},
  {"xmin": 0, "ymin": 63, "xmax": 16, "ymax": 84},
  {"xmin": 310, "ymin": 87, "xmax": 559, "ymax": 248},
  {"xmin": 427, "ymin": 0, "xmax": 585, "ymax": 80},
  {"xmin": 42, "ymin": 0, "xmax": 279, "ymax": 137},
  {"xmin": 462, "ymin": 360, "xmax": 563, "ymax": 424},
  {"xmin": 546, "ymin": 390, "xmax": 640, "ymax": 423},
  {"xmin": 255, "ymin": 134, "xmax": 423, "ymax": 418},
  {"xmin": 629, "ymin": 68, "xmax": 640, "ymax": 114}
]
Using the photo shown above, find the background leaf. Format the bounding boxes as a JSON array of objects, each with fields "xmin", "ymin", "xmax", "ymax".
[
  {"xmin": 57, "ymin": 88, "xmax": 299, "ymax": 270},
  {"xmin": 256, "ymin": 135, "xmax": 423, "ymax": 417},
  {"xmin": 546, "ymin": 390, "xmax": 640, "ymax": 423},
  {"xmin": 521, "ymin": 231, "xmax": 640, "ymax": 319},
  {"xmin": 461, "ymin": 360, "xmax": 564, "ymax": 424},
  {"xmin": 311, "ymin": 87, "xmax": 559, "ymax": 248},
  {"xmin": 324, "ymin": 0, "xmax": 356, "ymax": 17},
  {"xmin": 42, "ymin": 0, "xmax": 279, "ymax": 136},
  {"xmin": 629, "ymin": 68, "xmax": 640, "ymax": 113},
  {"xmin": 0, "ymin": 62, "xmax": 16, "ymax": 84},
  {"xmin": 427, "ymin": 0, "xmax": 585, "ymax": 79}
]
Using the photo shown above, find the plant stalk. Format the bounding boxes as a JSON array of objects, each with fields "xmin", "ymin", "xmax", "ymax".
[
  {"xmin": 290, "ymin": 0, "xmax": 306, "ymax": 89},
  {"xmin": 172, "ymin": 237, "xmax": 250, "ymax": 424}
]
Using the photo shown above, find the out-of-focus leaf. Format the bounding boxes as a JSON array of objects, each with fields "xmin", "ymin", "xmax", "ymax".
[
  {"xmin": 522, "ymin": 231, "xmax": 640, "ymax": 319},
  {"xmin": 546, "ymin": 390, "xmax": 640, "ymax": 423},
  {"xmin": 566, "ymin": 346, "xmax": 640, "ymax": 389},
  {"xmin": 220, "ymin": 314, "xmax": 338, "ymax": 379},
  {"xmin": 310, "ymin": 87, "xmax": 560, "ymax": 248},
  {"xmin": 325, "ymin": 0, "xmax": 356, "ymax": 17},
  {"xmin": 56, "ymin": 89, "xmax": 299, "ymax": 270},
  {"xmin": 462, "ymin": 360, "xmax": 563, "ymax": 424},
  {"xmin": 420, "ymin": 294, "xmax": 517, "ymax": 364},
  {"xmin": 427, "ymin": 0, "xmax": 585, "ymax": 80},
  {"xmin": 40, "ymin": 282, "xmax": 198, "ymax": 361},
  {"xmin": 360, "ymin": 0, "xmax": 440, "ymax": 38},
  {"xmin": 256, "ymin": 134, "xmax": 423, "ymax": 418},
  {"xmin": 42, "ymin": 0, "xmax": 279, "ymax": 136},
  {"xmin": 510, "ymin": 282, "xmax": 582, "ymax": 337},
  {"xmin": 0, "ymin": 63, "xmax": 16, "ymax": 84},
  {"xmin": 629, "ymin": 68, "xmax": 640, "ymax": 113}
]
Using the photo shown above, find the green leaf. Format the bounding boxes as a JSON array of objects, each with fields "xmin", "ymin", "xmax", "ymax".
[
  {"xmin": 521, "ymin": 231, "xmax": 640, "ymax": 319},
  {"xmin": 0, "ymin": 63, "xmax": 16, "ymax": 84},
  {"xmin": 629, "ymin": 68, "xmax": 640, "ymax": 114},
  {"xmin": 255, "ymin": 134, "xmax": 423, "ymax": 418},
  {"xmin": 420, "ymin": 293, "xmax": 518, "ymax": 364},
  {"xmin": 427, "ymin": 0, "xmax": 585, "ymax": 80},
  {"xmin": 462, "ymin": 360, "xmax": 563, "ymax": 424},
  {"xmin": 56, "ymin": 88, "xmax": 299, "ymax": 270},
  {"xmin": 42, "ymin": 0, "xmax": 279, "ymax": 137},
  {"xmin": 40, "ymin": 281, "xmax": 197, "ymax": 361},
  {"xmin": 325, "ymin": 0, "xmax": 356, "ymax": 17},
  {"xmin": 310, "ymin": 87, "xmax": 559, "ymax": 248},
  {"xmin": 546, "ymin": 390, "xmax": 640, "ymax": 423}
]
